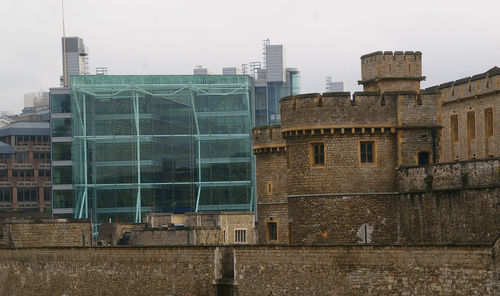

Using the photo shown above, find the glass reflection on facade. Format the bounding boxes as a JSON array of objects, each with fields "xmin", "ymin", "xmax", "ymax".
[{"xmin": 70, "ymin": 75, "xmax": 254, "ymax": 223}]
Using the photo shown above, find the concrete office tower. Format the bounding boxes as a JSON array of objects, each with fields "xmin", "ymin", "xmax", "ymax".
[
  {"xmin": 325, "ymin": 76, "xmax": 344, "ymax": 92},
  {"xmin": 61, "ymin": 37, "xmax": 88, "ymax": 87}
]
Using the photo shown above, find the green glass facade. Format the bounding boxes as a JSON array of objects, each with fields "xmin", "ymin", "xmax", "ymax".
[{"xmin": 70, "ymin": 75, "xmax": 254, "ymax": 223}]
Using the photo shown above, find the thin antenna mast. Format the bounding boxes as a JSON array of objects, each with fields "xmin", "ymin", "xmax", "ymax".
[{"xmin": 62, "ymin": 0, "xmax": 68, "ymax": 87}]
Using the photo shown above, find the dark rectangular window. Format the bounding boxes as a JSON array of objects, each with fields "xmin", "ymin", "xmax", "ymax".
[
  {"xmin": 18, "ymin": 188, "xmax": 38, "ymax": 202},
  {"xmin": 467, "ymin": 111, "xmax": 475, "ymax": 141},
  {"xmin": 451, "ymin": 114, "xmax": 459, "ymax": 144},
  {"xmin": 311, "ymin": 142, "xmax": 325, "ymax": 166},
  {"xmin": 0, "ymin": 188, "xmax": 12, "ymax": 202},
  {"xmin": 360, "ymin": 141, "xmax": 374, "ymax": 163},
  {"xmin": 51, "ymin": 118, "xmax": 72, "ymax": 137},
  {"xmin": 52, "ymin": 142, "xmax": 72, "ymax": 161},
  {"xmin": 485, "ymin": 108, "xmax": 493, "ymax": 138},
  {"xmin": 266, "ymin": 221, "xmax": 278, "ymax": 242}
]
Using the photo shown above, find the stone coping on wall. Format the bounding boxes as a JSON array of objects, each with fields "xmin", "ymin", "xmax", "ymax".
[
  {"xmin": 3, "ymin": 218, "xmax": 90, "ymax": 224},
  {"xmin": 0, "ymin": 238, "xmax": 497, "ymax": 249},
  {"xmin": 287, "ymin": 192, "xmax": 400, "ymax": 199}
]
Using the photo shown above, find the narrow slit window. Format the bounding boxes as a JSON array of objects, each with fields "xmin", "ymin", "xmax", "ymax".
[{"xmin": 451, "ymin": 114, "xmax": 459, "ymax": 144}]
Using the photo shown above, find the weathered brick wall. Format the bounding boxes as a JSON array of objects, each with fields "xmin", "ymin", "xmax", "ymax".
[
  {"xmin": 288, "ymin": 194, "xmax": 399, "ymax": 244},
  {"xmin": 286, "ymin": 134, "xmax": 397, "ymax": 195},
  {"xmin": 398, "ymin": 158, "xmax": 500, "ymax": 192},
  {"xmin": 234, "ymin": 244, "xmax": 497, "ymax": 296},
  {"xmin": 0, "ymin": 247, "xmax": 217, "ymax": 296},
  {"xmin": 2, "ymin": 219, "xmax": 92, "ymax": 247},
  {"xmin": 439, "ymin": 72, "xmax": 499, "ymax": 161}
]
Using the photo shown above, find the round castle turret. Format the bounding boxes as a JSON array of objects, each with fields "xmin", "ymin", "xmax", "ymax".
[
  {"xmin": 359, "ymin": 51, "xmax": 424, "ymax": 93},
  {"xmin": 252, "ymin": 125, "xmax": 289, "ymax": 244},
  {"xmin": 279, "ymin": 92, "xmax": 399, "ymax": 196}
]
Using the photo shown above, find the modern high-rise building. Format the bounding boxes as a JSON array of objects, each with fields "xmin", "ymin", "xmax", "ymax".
[
  {"xmin": 252, "ymin": 41, "xmax": 301, "ymax": 126},
  {"xmin": 51, "ymin": 75, "xmax": 255, "ymax": 225},
  {"xmin": 325, "ymin": 76, "xmax": 344, "ymax": 92},
  {"xmin": 61, "ymin": 37, "xmax": 88, "ymax": 87}
]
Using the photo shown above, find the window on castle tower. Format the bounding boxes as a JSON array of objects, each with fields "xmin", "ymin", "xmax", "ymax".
[
  {"xmin": 360, "ymin": 141, "xmax": 375, "ymax": 163},
  {"xmin": 266, "ymin": 221, "xmax": 278, "ymax": 242},
  {"xmin": 418, "ymin": 151, "xmax": 430, "ymax": 165},
  {"xmin": 467, "ymin": 111, "xmax": 475, "ymax": 141},
  {"xmin": 485, "ymin": 108, "xmax": 493, "ymax": 138},
  {"xmin": 311, "ymin": 142, "xmax": 325, "ymax": 166},
  {"xmin": 451, "ymin": 114, "xmax": 459, "ymax": 144}
]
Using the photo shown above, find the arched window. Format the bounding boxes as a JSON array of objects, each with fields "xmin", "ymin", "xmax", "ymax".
[{"xmin": 417, "ymin": 151, "xmax": 430, "ymax": 165}]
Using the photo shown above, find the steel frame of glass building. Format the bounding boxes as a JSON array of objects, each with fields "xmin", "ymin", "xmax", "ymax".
[{"xmin": 70, "ymin": 75, "xmax": 254, "ymax": 224}]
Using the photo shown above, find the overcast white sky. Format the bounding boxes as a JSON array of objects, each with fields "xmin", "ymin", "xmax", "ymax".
[{"xmin": 0, "ymin": 0, "xmax": 499, "ymax": 113}]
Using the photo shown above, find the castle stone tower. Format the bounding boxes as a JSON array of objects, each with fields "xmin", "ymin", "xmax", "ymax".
[
  {"xmin": 252, "ymin": 125, "xmax": 289, "ymax": 244},
  {"xmin": 359, "ymin": 51, "xmax": 424, "ymax": 93}
]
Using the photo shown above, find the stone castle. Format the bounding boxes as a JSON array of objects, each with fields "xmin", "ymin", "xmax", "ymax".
[
  {"xmin": 253, "ymin": 51, "xmax": 499, "ymax": 245},
  {"xmin": 0, "ymin": 51, "xmax": 498, "ymax": 296}
]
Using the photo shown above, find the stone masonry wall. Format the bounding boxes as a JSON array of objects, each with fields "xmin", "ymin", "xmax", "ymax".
[
  {"xmin": 0, "ymin": 243, "xmax": 497, "ymax": 295},
  {"xmin": 286, "ymin": 133, "xmax": 397, "ymax": 195},
  {"xmin": 288, "ymin": 187, "xmax": 499, "ymax": 245},
  {"xmin": 1, "ymin": 219, "xmax": 92, "ymax": 247},
  {"xmin": 398, "ymin": 158, "xmax": 500, "ymax": 192},
  {"xmin": 280, "ymin": 93, "xmax": 398, "ymax": 130},
  {"xmin": 440, "ymin": 91, "xmax": 499, "ymax": 161},
  {"xmin": 253, "ymin": 125, "xmax": 289, "ymax": 244},
  {"xmin": 0, "ymin": 247, "xmax": 217, "ymax": 296},
  {"xmin": 288, "ymin": 194, "xmax": 399, "ymax": 244},
  {"xmin": 234, "ymin": 244, "xmax": 497, "ymax": 296}
]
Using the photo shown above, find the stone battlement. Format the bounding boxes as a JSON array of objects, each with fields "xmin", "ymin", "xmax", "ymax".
[
  {"xmin": 251, "ymin": 125, "xmax": 285, "ymax": 154},
  {"xmin": 437, "ymin": 67, "xmax": 500, "ymax": 103},
  {"xmin": 280, "ymin": 92, "xmax": 400, "ymax": 132},
  {"xmin": 360, "ymin": 51, "xmax": 423, "ymax": 85}
]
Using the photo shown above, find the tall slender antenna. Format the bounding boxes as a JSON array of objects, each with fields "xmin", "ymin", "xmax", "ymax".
[{"xmin": 62, "ymin": 0, "xmax": 68, "ymax": 87}]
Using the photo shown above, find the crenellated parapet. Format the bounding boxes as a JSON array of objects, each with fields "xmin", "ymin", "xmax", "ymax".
[
  {"xmin": 252, "ymin": 125, "xmax": 285, "ymax": 154},
  {"xmin": 438, "ymin": 67, "xmax": 500, "ymax": 104},
  {"xmin": 279, "ymin": 92, "xmax": 399, "ymax": 137},
  {"xmin": 359, "ymin": 51, "xmax": 424, "ymax": 93}
]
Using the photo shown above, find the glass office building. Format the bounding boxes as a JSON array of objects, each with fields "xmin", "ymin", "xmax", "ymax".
[{"xmin": 61, "ymin": 75, "xmax": 254, "ymax": 223}]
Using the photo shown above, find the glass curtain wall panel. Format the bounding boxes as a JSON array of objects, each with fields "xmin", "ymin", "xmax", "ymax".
[{"xmin": 71, "ymin": 75, "xmax": 254, "ymax": 223}]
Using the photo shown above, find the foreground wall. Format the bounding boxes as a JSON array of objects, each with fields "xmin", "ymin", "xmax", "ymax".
[
  {"xmin": 234, "ymin": 243, "xmax": 498, "ymax": 296},
  {"xmin": 1, "ymin": 219, "xmax": 92, "ymax": 247},
  {"xmin": 0, "ymin": 247, "xmax": 217, "ymax": 296},
  {"xmin": 0, "ymin": 242, "xmax": 498, "ymax": 296}
]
